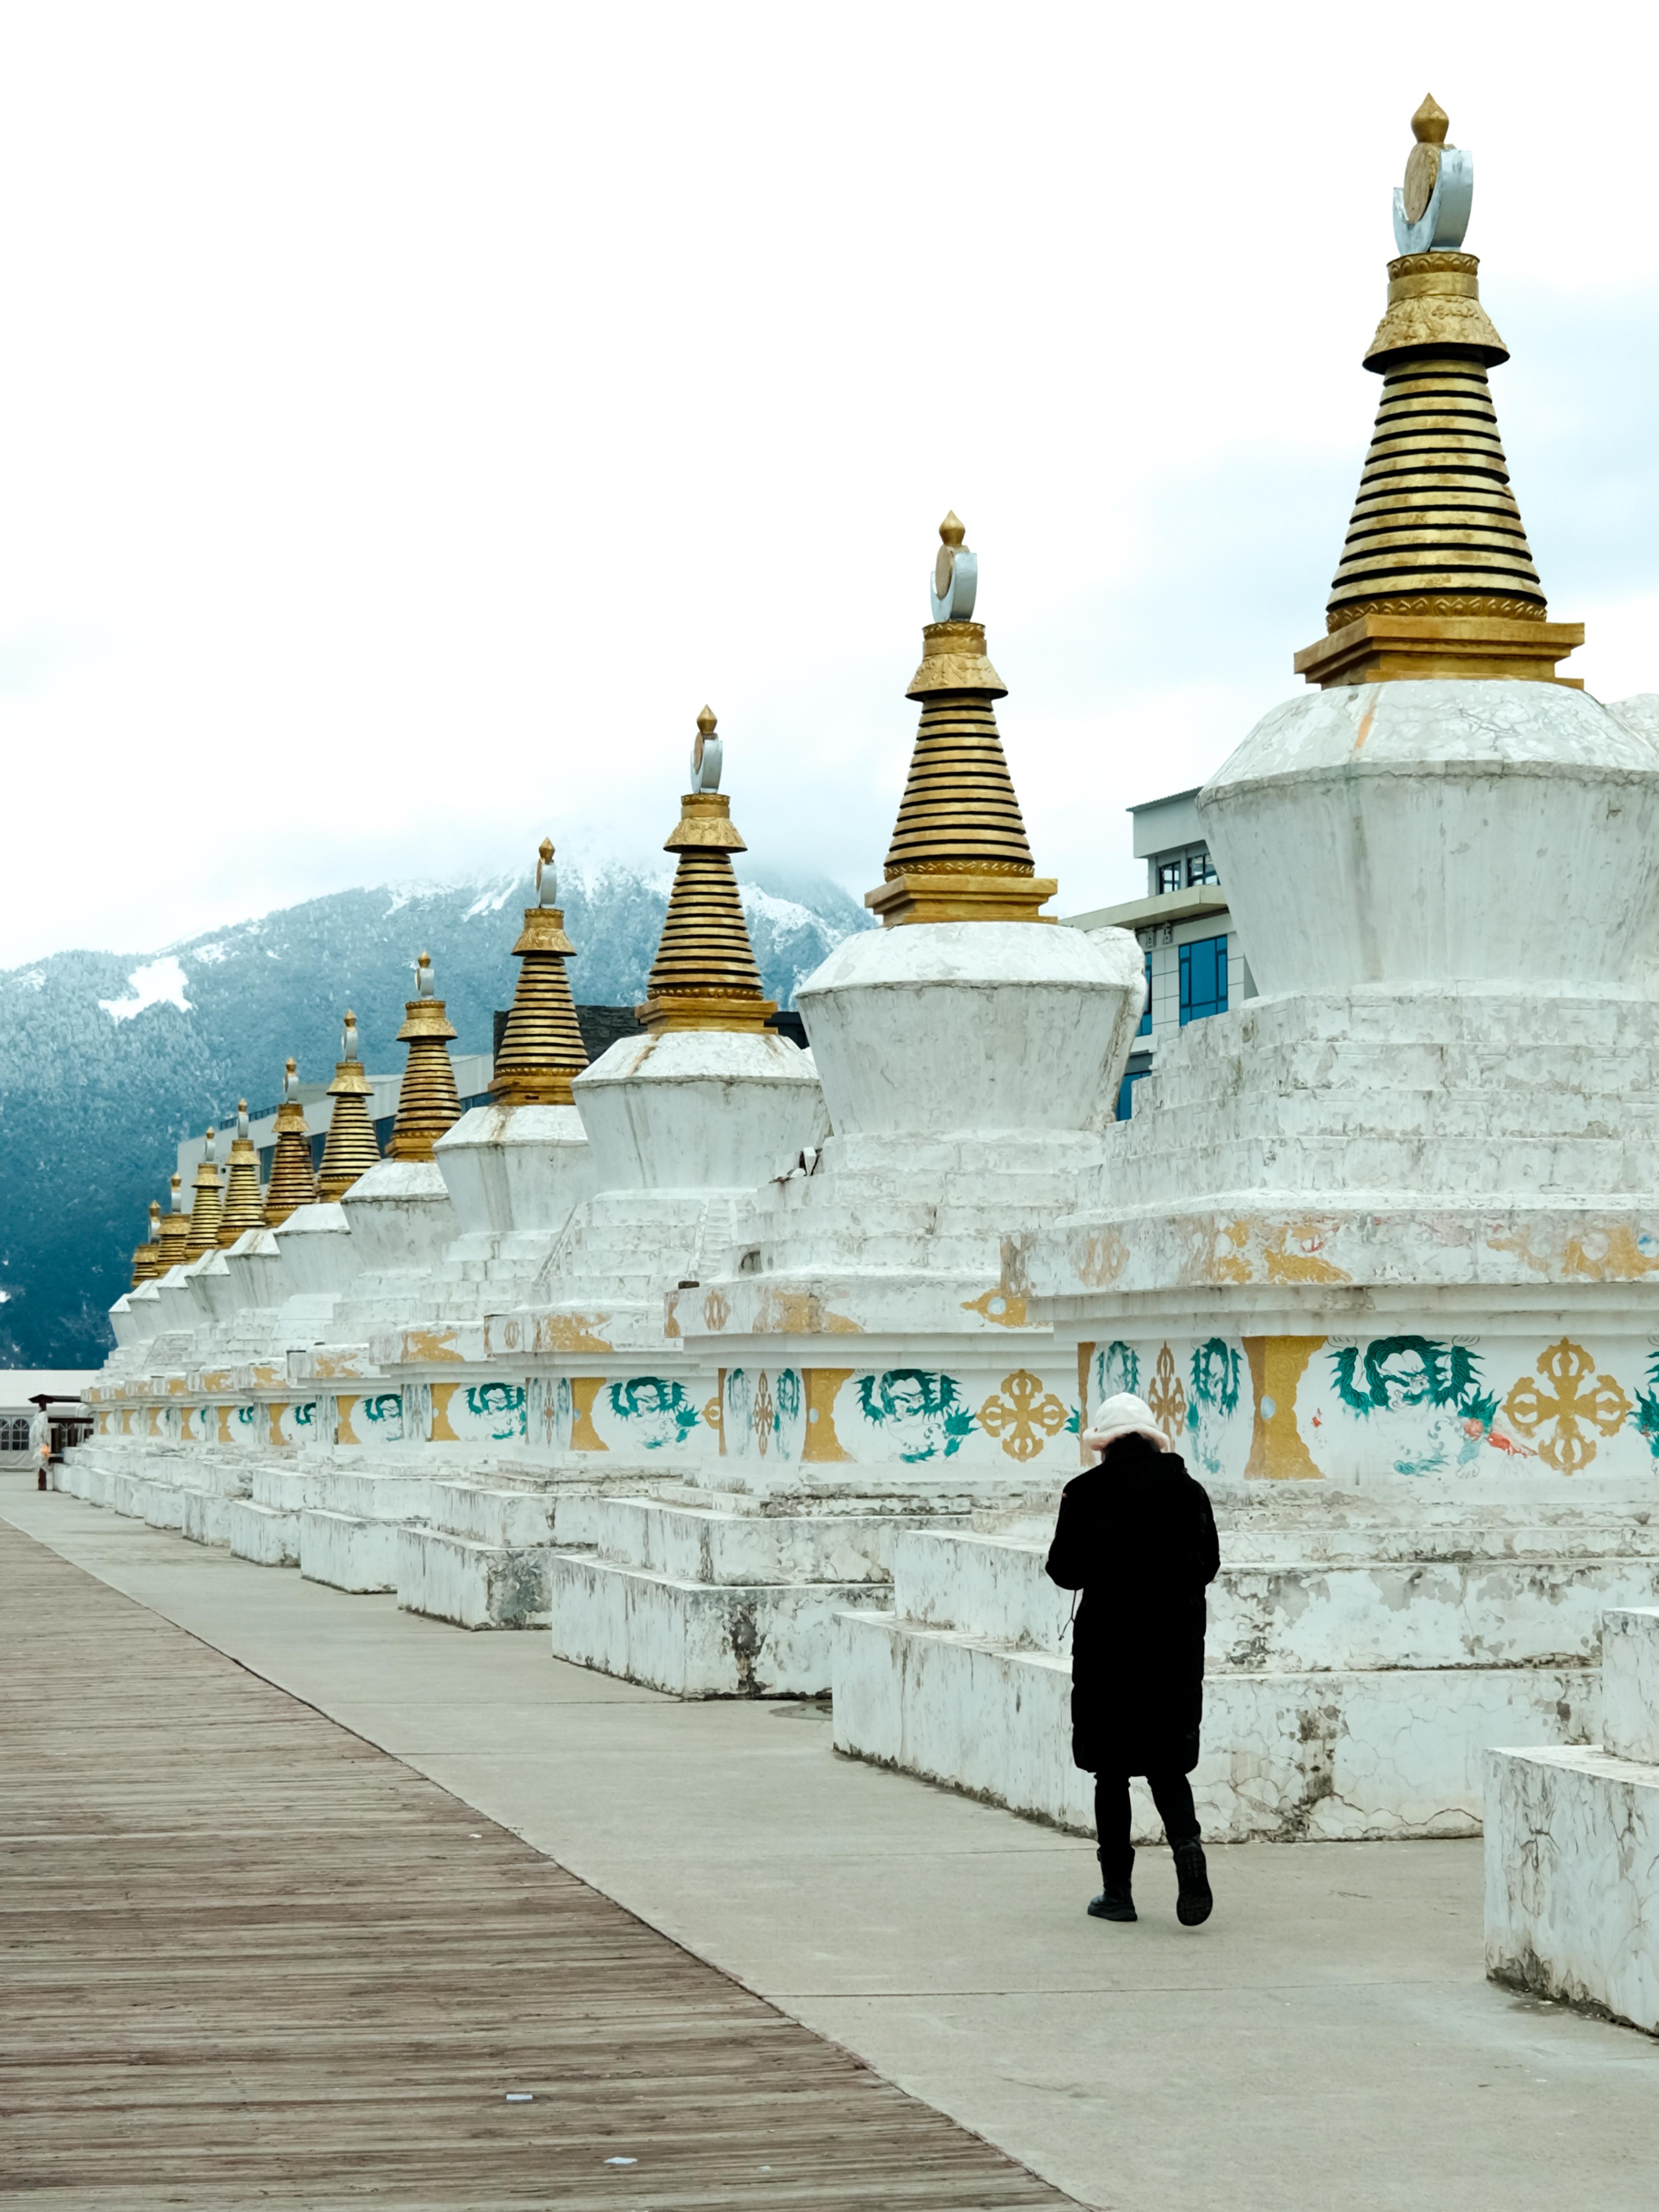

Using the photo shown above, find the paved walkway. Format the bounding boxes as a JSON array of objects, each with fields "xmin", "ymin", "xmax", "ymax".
[
  {"xmin": 0, "ymin": 1515, "xmax": 1069, "ymax": 2209},
  {"xmin": 5, "ymin": 1473, "xmax": 1659, "ymax": 2210}
]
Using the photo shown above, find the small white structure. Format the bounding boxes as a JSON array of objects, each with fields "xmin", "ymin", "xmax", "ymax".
[{"xmin": 1486, "ymin": 1607, "xmax": 1659, "ymax": 2034}]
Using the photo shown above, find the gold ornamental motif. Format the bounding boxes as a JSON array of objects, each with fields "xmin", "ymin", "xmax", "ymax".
[
  {"xmin": 492, "ymin": 839, "xmax": 591, "ymax": 1103},
  {"xmin": 131, "ymin": 1200, "xmax": 163, "ymax": 1285},
  {"xmin": 869, "ymin": 517, "xmax": 1057, "ymax": 926},
  {"xmin": 1502, "ymin": 1340, "xmax": 1632, "ymax": 1473},
  {"xmin": 317, "ymin": 1014, "xmax": 382, "ymax": 1200},
  {"xmin": 217, "ymin": 1104, "xmax": 266, "ymax": 1244},
  {"xmin": 978, "ymin": 1369, "xmax": 1068, "ymax": 1461},
  {"xmin": 1295, "ymin": 100, "xmax": 1581, "ymax": 689},
  {"xmin": 752, "ymin": 1371, "xmax": 776, "ymax": 1458},
  {"xmin": 638, "ymin": 713, "xmax": 777, "ymax": 1035},
  {"xmin": 264, "ymin": 1060, "xmax": 319, "ymax": 1224},
  {"xmin": 183, "ymin": 1131, "xmax": 224, "ymax": 1260},
  {"xmin": 387, "ymin": 956, "xmax": 462, "ymax": 1162},
  {"xmin": 1146, "ymin": 1344, "xmax": 1188, "ymax": 1438}
]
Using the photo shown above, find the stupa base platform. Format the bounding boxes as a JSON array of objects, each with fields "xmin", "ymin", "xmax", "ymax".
[
  {"xmin": 833, "ymin": 1611, "xmax": 1596, "ymax": 1842},
  {"xmin": 827, "ymin": 1485, "xmax": 1659, "ymax": 1840}
]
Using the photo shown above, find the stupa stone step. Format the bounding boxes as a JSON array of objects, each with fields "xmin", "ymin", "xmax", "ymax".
[
  {"xmin": 548, "ymin": 1552, "xmax": 892, "ymax": 1697},
  {"xmin": 832, "ymin": 1609, "xmax": 1597, "ymax": 1842}
]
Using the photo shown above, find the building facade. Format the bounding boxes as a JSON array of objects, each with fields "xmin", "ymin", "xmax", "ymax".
[{"xmin": 1062, "ymin": 786, "xmax": 1255, "ymax": 1118}]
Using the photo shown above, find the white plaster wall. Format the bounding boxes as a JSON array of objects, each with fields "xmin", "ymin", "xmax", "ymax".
[
  {"xmin": 1601, "ymin": 1606, "xmax": 1659, "ymax": 1763},
  {"xmin": 1199, "ymin": 680, "xmax": 1659, "ymax": 997},
  {"xmin": 435, "ymin": 1102, "xmax": 598, "ymax": 1234},
  {"xmin": 225, "ymin": 1229, "xmax": 290, "ymax": 1311},
  {"xmin": 339, "ymin": 1161, "xmax": 457, "ymax": 1275},
  {"xmin": 574, "ymin": 1029, "xmax": 826, "ymax": 1193},
  {"xmin": 796, "ymin": 920, "xmax": 1144, "ymax": 1139},
  {"xmin": 274, "ymin": 1205, "xmax": 360, "ymax": 1296}
]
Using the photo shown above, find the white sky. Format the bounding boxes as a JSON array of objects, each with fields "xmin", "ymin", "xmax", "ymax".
[{"xmin": 2, "ymin": 1, "xmax": 1657, "ymax": 968}]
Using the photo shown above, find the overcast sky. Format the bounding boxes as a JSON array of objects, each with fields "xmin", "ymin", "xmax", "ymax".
[{"xmin": 2, "ymin": 2, "xmax": 1656, "ymax": 969}]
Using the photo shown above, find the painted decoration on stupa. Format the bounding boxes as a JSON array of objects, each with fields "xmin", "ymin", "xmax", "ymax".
[
  {"xmin": 1079, "ymin": 1334, "xmax": 1659, "ymax": 1481},
  {"xmin": 431, "ymin": 1380, "xmax": 526, "ymax": 1445}
]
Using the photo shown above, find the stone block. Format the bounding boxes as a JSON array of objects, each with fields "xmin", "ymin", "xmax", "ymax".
[
  {"xmin": 833, "ymin": 1609, "xmax": 1601, "ymax": 1842},
  {"xmin": 1485, "ymin": 1745, "xmax": 1659, "ymax": 2035},
  {"xmin": 180, "ymin": 1489, "xmax": 234, "ymax": 1547},
  {"xmin": 298, "ymin": 1508, "xmax": 400, "ymax": 1592},
  {"xmin": 224, "ymin": 1499, "xmax": 300, "ymax": 1567},
  {"xmin": 549, "ymin": 1552, "xmax": 890, "ymax": 1696},
  {"xmin": 397, "ymin": 1525, "xmax": 550, "ymax": 1630},
  {"xmin": 1601, "ymin": 1607, "xmax": 1659, "ymax": 1764}
]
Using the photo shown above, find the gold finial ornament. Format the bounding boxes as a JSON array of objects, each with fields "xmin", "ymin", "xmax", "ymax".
[
  {"xmin": 491, "ymin": 841, "xmax": 591, "ymax": 1102},
  {"xmin": 1294, "ymin": 101, "xmax": 1583, "ymax": 690},
  {"xmin": 265, "ymin": 1058, "xmax": 318, "ymax": 1225},
  {"xmin": 386, "ymin": 955, "xmax": 463, "ymax": 1159},
  {"xmin": 184, "ymin": 1127, "xmax": 224, "ymax": 1260},
  {"xmin": 217, "ymin": 1102, "xmax": 266, "ymax": 1244},
  {"xmin": 131, "ymin": 1199, "xmax": 163, "ymax": 1286},
  {"xmin": 638, "ymin": 713, "xmax": 777, "ymax": 1033},
  {"xmin": 869, "ymin": 515, "xmax": 1057, "ymax": 925},
  {"xmin": 317, "ymin": 1012, "xmax": 382, "ymax": 1199},
  {"xmin": 156, "ymin": 1173, "xmax": 191, "ymax": 1275}
]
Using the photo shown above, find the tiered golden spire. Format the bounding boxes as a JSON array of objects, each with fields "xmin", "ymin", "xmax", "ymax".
[
  {"xmin": 638, "ymin": 711, "xmax": 775, "ymax": 1033},
  {"xmin": 264, "ymin": 1058, "xmax": 318, "ymax": 1226},
  {"xmin": 217, "ymin": 1102, "xmax": 266, "ymax": 1244},
  {"xmin": 386, "ymin": 955, "xmax": 462, "ymax": 1161},
  {"xmin": 491, "ymin": 839, "xmax": 590, "ymax": 1102},
  {"xmin": 317, "ymin": 1012, "xmax": 382, "ymax": 1200},
  {"xmin": 131, "ymin": 1200, "xmax": 162, "ymax": 1287},
  {"xmin": 155, "ymin": 1175, "xmax": 191, "ymax": 1276},
  {"xmin": 183, "ymin": 1129, "xmax": 224, "ymax": 1260},
  {"xmin": 870, "ymin": 515, "xmax": 1056, "ymax": 925},
  {"xmin": 1296, "ymin": 98, "xmax": 1583, "ymax": 688}
]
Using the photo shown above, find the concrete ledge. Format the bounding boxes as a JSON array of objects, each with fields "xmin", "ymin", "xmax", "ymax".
[
  {"xmin": 225, "ymin": 1499, "xmax": 300, "ymax": 1567},
  {"xmin": 397, "ymin": 1525, "xmax": 550, "ymax": 1630},
  {"xmin": 549, "ymin": 1552, "xmax": 890, "ymax": 1697},
  {"xmin": 1485, "ymin": 1744, "xmax": 1659, "ymax": 2035},
  {"xmin": 299, "ymin": 1508, "xmax": 400, "ymax": 1593}
]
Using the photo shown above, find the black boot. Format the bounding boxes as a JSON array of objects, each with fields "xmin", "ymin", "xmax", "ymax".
[
  {"xmin": 1088, "ymin": 1848, "xmax": 1136, "ymax": 1922},
  {"xmin": 1173, "ymin": 1838, "xmax": 1212, "ymax": 1926}
]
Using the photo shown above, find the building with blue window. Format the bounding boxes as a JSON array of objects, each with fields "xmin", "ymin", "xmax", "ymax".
[{"xmin": 1061, "ymin": 785, "xmax": 1254, "ymax": 1119}]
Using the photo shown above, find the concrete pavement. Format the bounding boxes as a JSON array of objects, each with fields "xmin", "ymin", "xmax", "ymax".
[{"xmin": 5, "ymin": 1469, "xmax": 1656, "ymax": 2211}]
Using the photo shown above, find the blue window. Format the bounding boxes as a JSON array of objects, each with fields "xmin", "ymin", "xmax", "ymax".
[
  {"xmin": 1116, "ymin": 1067, "xmax": 1150, "ymax": 1121},
  {"xmin": 1138, "ymin": 953, "xmax": 1152, "ymax": 1037},
  {"xmin": 1179, "ymin": 935, "xmax": 1228, "ymax": 1024}
]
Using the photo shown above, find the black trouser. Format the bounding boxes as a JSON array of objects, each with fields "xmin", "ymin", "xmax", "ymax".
[{"xmin": 1094, "ymin": 1770, "xmax": 1199, "ymax": 1880}]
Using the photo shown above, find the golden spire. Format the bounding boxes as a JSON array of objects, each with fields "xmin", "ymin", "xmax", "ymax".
[
  {"xmin": 264, "ymin": 1058, "xmax": 318, "ymax": 1226},
  {"xmin": 217, "ymin": 1101, "xmax": 266, "ymax": 1244},
  {"xmin": 869, "ymin": 514, "xmax": 1057, "ymax": 925},
  {"xmin": 317, "ymin": 1011, "xmax": 382, "ymax": 1200},
  {"xmin": 131, "ymin": 1200, "xmax": 162, "ymax": 1286},
  {"xmin": 155, "ymin": 1174, "xmax": 191, "ymax": 1275},
  {"xmin": 638, "ymin": 712, "xmax": 776, "ymax": 1033},
  {"xmin": 183, "ymin": 1128, "xmax": 224, "ymax": 1260},
  {"xmin": 386, "ymin": 954, "xmax": 462, "ymax": 1160},
  {"xmin": 1296, "ymin": 99, "xmax": 1583, "ymax": 689},
  {"xmin": 491, "ymin": 839, "xmax": 590, "ymax": 1102}
]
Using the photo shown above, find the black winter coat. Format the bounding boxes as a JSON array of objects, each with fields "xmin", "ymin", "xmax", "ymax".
[{"xmin": 1045, "ymin": 1437, "xmax": 1220, "ymax": 1777}]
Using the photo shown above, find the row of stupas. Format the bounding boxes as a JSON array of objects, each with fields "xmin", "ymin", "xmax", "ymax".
[{"xmin": 67, "ymin": 103, "xmax": 1659, "ymax": 1901}]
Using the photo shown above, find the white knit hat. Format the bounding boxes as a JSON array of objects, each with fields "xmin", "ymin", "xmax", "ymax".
[{"xmin": 1079, "ymin": 1390, "xmax": 1171, "ymax": 1456}]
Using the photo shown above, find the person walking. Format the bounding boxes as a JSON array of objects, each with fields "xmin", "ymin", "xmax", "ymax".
[
  {"xmin": 28, "ymin": 1403, "xmax": 53, "ymax": 1492},
  {"xmin": 1046, "ymin": 1390, "xmax": 1220, "ymax": 1926}
]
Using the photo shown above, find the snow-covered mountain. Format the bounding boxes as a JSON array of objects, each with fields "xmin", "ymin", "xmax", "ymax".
[{"xmin": 0, "ymin": 861, "xmax": 870, "ymax": 1365}]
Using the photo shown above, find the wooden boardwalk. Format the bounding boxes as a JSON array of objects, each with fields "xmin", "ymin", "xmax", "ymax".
[{"xmin": 0, "ymin": 1520, "xmax": 1075, "ymax": 2210}]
